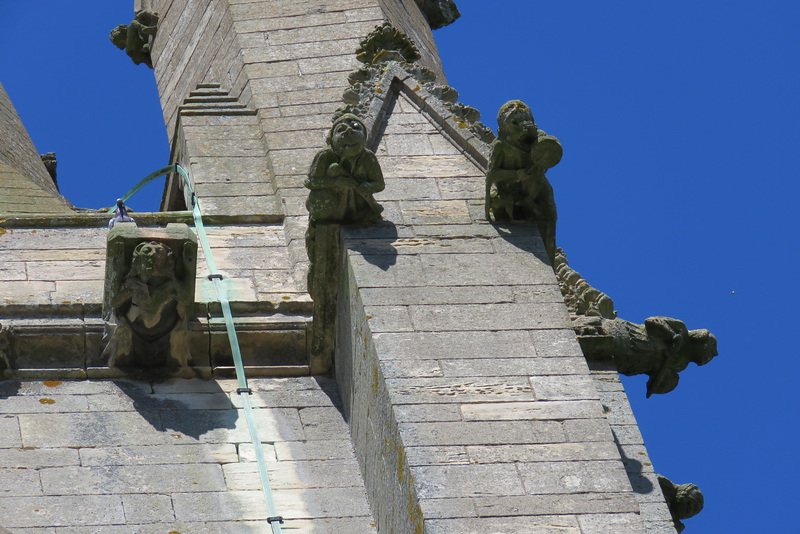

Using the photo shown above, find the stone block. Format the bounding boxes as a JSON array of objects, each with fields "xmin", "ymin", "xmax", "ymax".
[
  {"xmin": 0, "ymin": 394, "xmax": 89, "ymax": 414},
  {"xmin": 411, "ymin": 464, "xmax": 525, "ymax": 499},
  {"xmin": 392, "ymin": 403, "xmax": 460, "ymax": 423},
  {"xmin": 347, "ymin": 253, "xmax": 425, "ymax": 288},
  {"xmin": 0, "ymin": 447, "xmax": 80, "ymax": 468},
  {"xmin": 530, "ymin": 374, "xmax": 600, "ymax": 400},
  {"xmin": 419, "ymin": 253, "xmax": 553, "ymax": 286},
  {"xmin": 374, "ymin": 177, "xmax": 441, "ymax": 201},
  {"xmin": 404, "ymin": 446, "xmax": 469, "ymax": 466},
  {"xmin": 563, "ymin": 418, "xmax": 616, "ymax": 443},
  {"xmin": 466, "ymin": 442, "xmax": 621, "ymax": 464},
  {"xmin": 121, "ymin": 493, "xmax": 176, "ymax": 524},
  {"xmin": 408, "ymin": 303, "xmax": 571, "ymax": 332},
  {"xmin": 379, "ymin": 359, "xmax": 444, "ymax": 379},
  {"xmin": 518, "ymin": 460, "xmax": 633, "ymax": 495},
  {"xmin": 460, "ymin": 400, "xmax": 603, "ymax": 422},
  {"xmin": 18, "ymin": 412, "xmax": 172, "ymax": 448},
  {"xmin": 0, "ymin": 280, "xmax": 54, "ymax": 306},
  {"xmin": 386, "ymin": 377, "xmax": 534, "ymax": 404},
  {"xmin": 0, "ymin": 468, "xmax": 41, "ymax": 496},
  {"xmin": 576, "ymin": 513, "xmax": 647, "ymax": 534},
  {"xmin": 172, "ymin": 487, "xmax": 372, "ymax": 521},
  {"xmin": 372, "ymin": 331, "xmax": 535, "ymax": 362},
  {"xmin": 362, "ymin": 304, "xmax": 413, "ymax": 333},
  {"xmin": 298, "ymin": 406, "xmax": 350, "ymax": 440},
  {"xmin": 223, "ymin": 459, "xmax": 364, "ymax": 490},
  {"xmin": 0, "ymin": 495, "xmax": 124, "ymax": 528},
  {"xmin": 418, "ymin": 497, "xmax": 476, "ymax": 519},
  {"xmin": 163, "ymin": 406, "xmax": 306, "ymax": 443},
  {"xmin": 474, "ymin": 493, "xmax": 640, "ymax": 517},
  {"xmin": 39, "ymin": 464, "xmax": 226, "ymax": 495},
  {"xmin": 425, "ymin": 515, "xmax": 580, "ymax": 534},
  {"xmin": 79, "ymin": 443, "xmax": 238, "ymax": 466},
  {"xmin": 351, "ymin": 237, "xmax": 495, "ymax": 257},
  {"xmin": 270, "ymin": 439, "xmax": 356, "ymax": 462},
  {"xmin": 439, "ymin": 357, "xmax": 588, "ymax": 377},
  {"xmin": 399, "ymin": 200, "xmax": 471, "ymax": 225},
  {"xmin": 531, "ymin": 329, "xmax": 586, "ymax": 357},
  {"xmin": 400, "ymin": 420, "xmax": 565, "ymax": 447}
]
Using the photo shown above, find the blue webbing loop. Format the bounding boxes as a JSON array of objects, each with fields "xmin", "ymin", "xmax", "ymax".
[{"xmin": 113, "ymin": 165, "xmax": 283, "ymax": 534}]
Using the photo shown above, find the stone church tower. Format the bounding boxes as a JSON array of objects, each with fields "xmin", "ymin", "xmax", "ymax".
[{"xmin": 0, "ymin": 1, "xmax": 712, "ymax": 532}]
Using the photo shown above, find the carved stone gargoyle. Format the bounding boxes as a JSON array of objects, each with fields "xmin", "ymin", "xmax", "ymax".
[
  {"xmin": 110, "ymin": 11, "xmax": 159, "ymax": 68},
  {"xmin": 657, "ymin": 474, "xmax": 704, "ymax": 533},
  {"xmin": 304, "ymin": 113, "xmax": 385, "ymax": 372},
  {"xmin": 555, "ymin": 249, "xmax": 718, "ymax": 397},
  {"xmin": 486, "ymin": 100, "xmax": 562, "ymax": 264},
  {"xmin": 102, "ymin": 223, "xmax": 197, "ymax": 371}
]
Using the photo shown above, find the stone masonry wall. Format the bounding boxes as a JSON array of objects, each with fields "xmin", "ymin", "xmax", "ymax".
[
  {"xmin": 0, "ymin": 377, "xmax": 376, "ymax": 532},
  {"xmin": 334, "ymin": 88, "xmax": 650, "ymax": 533},
  {"xmin": 0, "ymin": 223, "xmax": 310, "ymax": 375}
]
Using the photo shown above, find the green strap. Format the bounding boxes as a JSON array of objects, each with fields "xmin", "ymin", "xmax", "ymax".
[{"xmin": 113, "ymin": 165, "xmax": 283, "ymax": 533}]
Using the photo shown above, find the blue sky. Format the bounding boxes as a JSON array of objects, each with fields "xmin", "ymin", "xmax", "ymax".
[{"xmin": 2, "ymin": 2, "xmax": 799, "ymax": 532}]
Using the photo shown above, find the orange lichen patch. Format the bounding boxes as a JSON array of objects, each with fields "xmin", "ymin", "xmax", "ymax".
[
  {"xmin": 282, "ymin": 296, "xmax": 291, "ymax": 300},
  {"xmin": 0, "ymin": 228, "xmax": 7, "ymax": 237},
  {"xmin": 169, "ymin": 531, "xmax": 182, "ymax": 534},
  {"xmin": 171, "ymin": 433, "xmax": 182, "ymax": 439},
  {"xmin": 39, "ymin": 398, "xmax": 56, "ymax": 405},
  {"xmin": 43, "ymin": 380, "xmax": 62, "ymax": 387}
]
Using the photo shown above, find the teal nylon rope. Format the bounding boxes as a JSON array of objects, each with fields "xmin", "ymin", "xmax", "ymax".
[{"xmin": 113, "ymin": 165, "xmax": 283, "ymax": 533}]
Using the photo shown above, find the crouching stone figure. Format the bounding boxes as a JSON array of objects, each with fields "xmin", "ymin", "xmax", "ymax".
[
  {"xmin": 486, "ymin": 100, "xmax": 562, "ymax": 264},
  {"xmin": 103, "ymin": 223, "xmax": 197, "ymax": 370}
]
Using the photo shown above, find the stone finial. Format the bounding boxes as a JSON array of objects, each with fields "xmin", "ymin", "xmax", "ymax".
[
  {"xmin": 486, "ymin": 100, "xmax": 562, "ymax": 264},
  {"xmin": 102, "ymin": 223, "xmax": 197, "ymax": 372},
  {"xmin": 356, "ymin": 21, "xmax": 421, "ymax": 64},
  {"xmin": 657, "ymin": 474, "xmax": 704, "ymax": 532},
  {"xmin": 415, "ymin": 0, "xmax": 461, "ymax": 29},
  {"xmin": 110, "ymin": 11, "xmax": 159, "ymax": 69}
]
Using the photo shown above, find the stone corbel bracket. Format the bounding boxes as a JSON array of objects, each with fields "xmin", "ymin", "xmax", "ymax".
[{"xmin": 102, "ymin": 222, "xmax": 198, "ymax": 374}]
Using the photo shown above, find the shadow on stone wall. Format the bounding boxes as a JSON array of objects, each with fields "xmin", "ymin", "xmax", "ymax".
[
  {"xmin": 347, "ymin": 220, "xmax": 399, "ymax": 270},
  {"xmin": 114, "ymin": 379, "xmax": 236, "ymax": 439},
  {"xmin": 493, "ymin": 223, "xmax": 551, "ymax": 267},
  {"xmin": 0, "ymin": 380, "xmax": 20, "ymax": 399}
]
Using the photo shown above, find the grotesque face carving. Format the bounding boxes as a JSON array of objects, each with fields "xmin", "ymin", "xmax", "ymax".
[
  {"xmin": 498, "ymin": 100, "xmax": 536, "ymax": 143},
  {"xmin": 130, "ymin": 241, "xmax": 175, "ymax": 282},
  {"xmin": 330, "ymin": 114, "xmax": 367, "ymax": 159}
]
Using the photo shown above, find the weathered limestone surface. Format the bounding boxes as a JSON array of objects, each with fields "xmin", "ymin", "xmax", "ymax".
[
  {"xmin": 0, "ymin": 377, "xmax": 375, "ymax": 532},
  {"xmin": 589, "ymin": 362, "xmax": 680, "ymax": 533},
  {"xmin": 335, "ymin": 90, "xmax": 650, "ymax": 533}
]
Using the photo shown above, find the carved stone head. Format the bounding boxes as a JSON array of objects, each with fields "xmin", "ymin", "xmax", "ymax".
[
  {"xmin": 329, "ymin": 114, "xmax": 367, "ymax": 159},
  {"xmin": 673, "ymin": 483, "xmax": 704, "ymax": 520},
  {"xmin": 109, "ymin": 25, "xmax": 128, "ymax": 50},
  {"xmin": 498, "ymin": 100, "xmax": 537, "ymax": 143},
  {"xmin": 129, "ymin": 241, "xmax": 175, "ymax": 283},
  {"xmin": 688, "ymin": 329, "xmax": 718, "ymax": 366}
]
